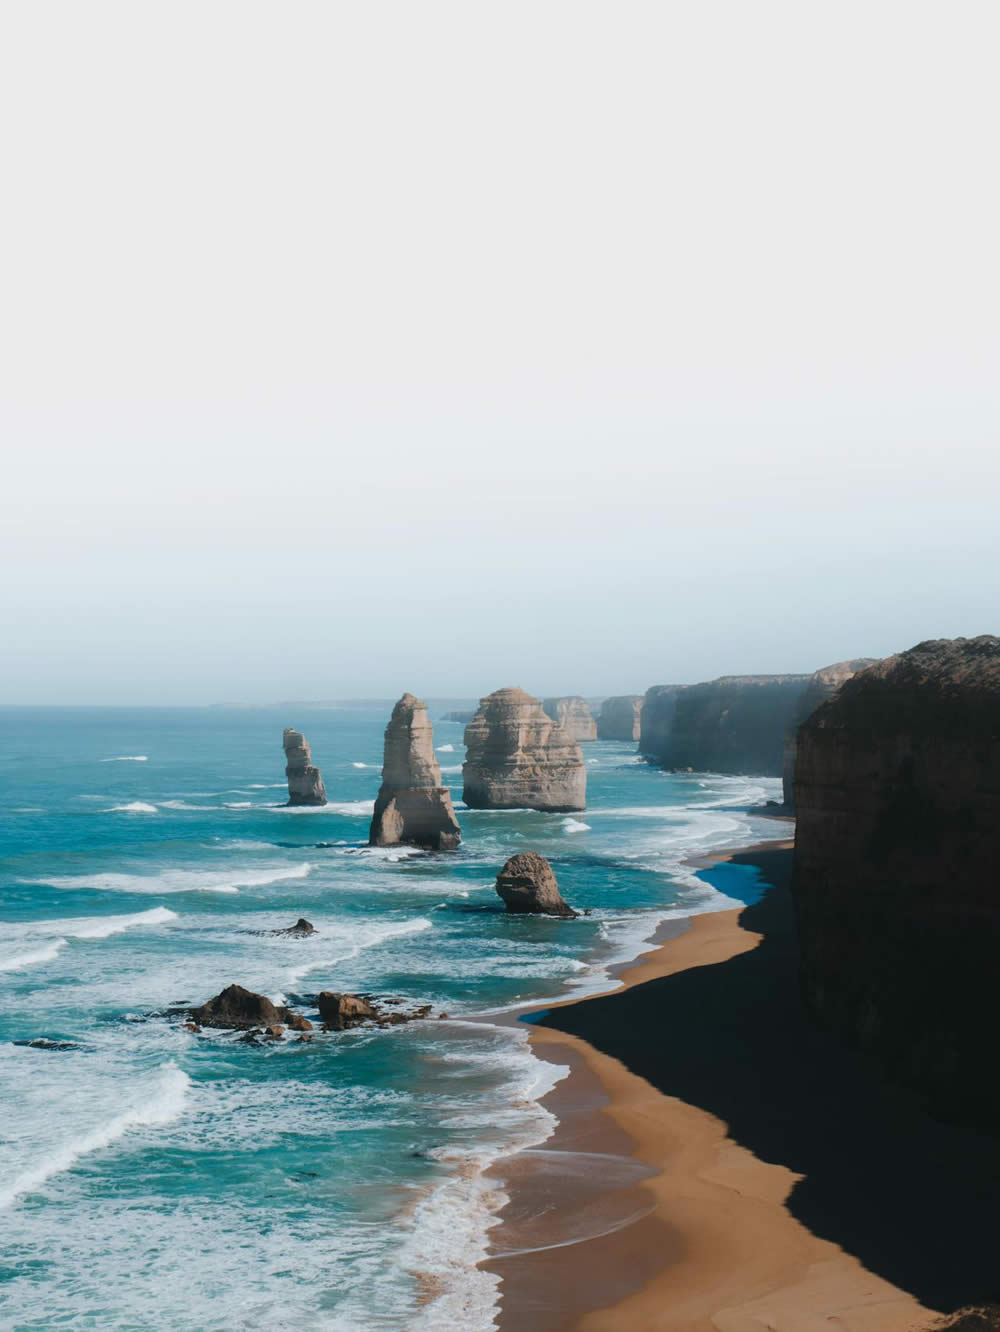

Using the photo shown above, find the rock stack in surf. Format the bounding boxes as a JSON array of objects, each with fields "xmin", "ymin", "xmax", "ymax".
[
  {"xmin": 495, "ymin": 852, "xmax": 577, "ymax": 918},
  {"xmin": 283, "ymin": 728, "xmax": 327, "ymax": 806},
  {"xmin": 369, "ymin": 693, "xmax": 461, "ymax": 850},
  {"xmin": 542, "ymin": 696, "xmax": 597, "ymax": 742},
  {"xmin": 462, "ymin": 688, "xmax": 586, "ymax": 811},
  {"xmin": 597, "ymin": 695, "xmax": 643, "ymax": 741}
]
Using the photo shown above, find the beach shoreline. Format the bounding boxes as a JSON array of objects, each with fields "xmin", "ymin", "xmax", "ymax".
[{"xmin": 481, "ymin": 839, "xmax": 936, "ymax": 1332}]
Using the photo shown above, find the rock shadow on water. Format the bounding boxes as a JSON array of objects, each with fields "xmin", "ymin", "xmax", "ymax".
[{"xmin": 541, "ymin": 848, "xmax": 1000, "ymax": 1314}]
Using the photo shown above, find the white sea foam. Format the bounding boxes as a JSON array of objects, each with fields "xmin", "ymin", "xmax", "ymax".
[
  {"xmin": 100, "ymin": 755, "xmax": 148, "ymax": 762},
  {"xmin": 0, "ymin": 1061, "xmax": 189, "ymax": 1210},
  {"xmin": 0, "ymin": 940, "xmax": 68, "ymax": 972},
  {"xmin": 283, "ymin": 916, "xmax": 433, "ymax": 988},
  {"xmin": 223, "ymin": 801, "xmax": 253, "ymax": 809},
  {"xmin": 352, "ymin": 762, "xmax": 369, "ymax": 768},
  {"xmin": 27, "ymin": 864, "xmax": 311, "ymax": 895},
  {"xmin": 436, "ymin": 743, "xmax": 455, "ymax": 753},
  {"xmin": 105, "ymin": 801, "xmax": 158, "ymax": 814},
  {"xmin": 269, "ymin": 800, "xmax": 375, "ymax": 816},
  {"xmin": 561, "ymin": 817, "xmax": 591, "ymax": 833}
]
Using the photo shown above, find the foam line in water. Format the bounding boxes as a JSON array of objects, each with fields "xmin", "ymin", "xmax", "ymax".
[
  {"xmin": 100, "ymin": 755, "xmax": 148, "ymax": 762},
  {"xmin": 0, "ymin": 940, "xmax": 67, "ymax": 972},
  {"xmin": 104, "ymin": 802, "xmax": 158, "ymax": 814},
  {"xmin": 25, "ymin": 865, "xmax": 311, "ymax": 895},
  {"xmin": 284, "ymin": 916, "xmax": 433, "ymax": 987},
  {"xmin": 0, "ymin": 1062, "xmax": 190, "ymax": 1210}
]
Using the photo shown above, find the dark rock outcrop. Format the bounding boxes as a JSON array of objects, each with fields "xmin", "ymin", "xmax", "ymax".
[
  {"xmin": 463, "ymin": 688, "xmax": 586, "ymax": 811},
  {"xmin": 369, "ymin": 694, "xmax": 461, "ymax": 850},
  {"xmin": 781, "ymin": 659, "xmax": 879, "ymax": 807},
  {"xmin": 793, "ymin": 636, "xmax": 1000, "ymax": 1130},
  {"xmin": 495, "ymin": 852, "xmax": 578, "ymax": 917},
  {"xmin": 597, "ymin": 695, "xmax": 643, "ymax": 741},
  {"xmin": 317, "ymin": 992, "xmax": 375, "ymax": 1030},
  {"xmin": 190, "ymin": 984, "xmax": 313, "ymax": 1032},
  {"xmin": 283, "ymin": 729, "xmax": 327, "ymax": 806},
  {"xmin": 542, "ymin": 697, "xmax": 597, "ymax": 742},
  {"xmin": 638, "ymin": 685, "xmax": 685, "ymax": 758},
  {"xmin": 264, "ymin": 917, "xmax": 316, "ymax": 937}
]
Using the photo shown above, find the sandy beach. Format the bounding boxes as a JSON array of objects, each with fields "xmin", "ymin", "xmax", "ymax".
[{"xmin": 484, "ymin": 842, "xmax": 1000, "ymax": 1331}]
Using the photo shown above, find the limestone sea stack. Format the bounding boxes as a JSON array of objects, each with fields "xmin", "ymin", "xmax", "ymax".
[
  {"xmin": 781, "ymin": 658, "xmax": 879, "ymax": 807},
  {"xmin": 283, "ymin": 728, "xmax": 327, "ymax": 806},
  {"xmin": 369, "ymin": 693, "xmax": 461, "ymax": 850},
  {"xmin": 495, "ymin": 852, "xmax": 577, "ymax": 917},
  {"xmin": 462, "ymin": 688, "xmax": 586, "ymax": 811},
  {"xmin": 542, "ymin": 696, "xmax": 598, "ymax": 742},
  {"xmin": 793, "ymin": 636, "xmax": 1000, "ymax": 1130},
  {"xmin": 597, "ymin": 695, "xmax": 643, "ymax": 741}
]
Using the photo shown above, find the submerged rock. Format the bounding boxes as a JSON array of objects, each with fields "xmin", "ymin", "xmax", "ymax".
[
  {"xmin": 274, "ymin": 917, "xmax": 317, "ymax": 937},
  {"xmin": 189, "ymin": 984, "xmax": 312, "ymax": 1032},
  {"xmin": 597, "ymin": 695, "xmax": 643, "ymax": 741},
  {"xmin": 542, "ymin": 696, "xmax": 597, "ymax": 742},
  {"xmin": 793, "ymin": 636, "xmax": 1000, "ymax": 1131},
  {"xmin": 369, "ymin": 693, "xmax": 461, "ymax": 850},
  {"xmin": 317, "ymin": 992, "xmax": 376, "ymax": 1030},
  {"xmin": 283, "ymin": 728, "xmax": 327, "ymax": 806},
  {"xmin": 495, "ymin": 852, "xmax": 578, "ymax": 918},
  {"xmin": 463, "ymin": 688, "xmax": 586, "ymax": 811}
]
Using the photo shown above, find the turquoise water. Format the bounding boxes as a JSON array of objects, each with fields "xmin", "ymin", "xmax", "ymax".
[{"xmin": 0, "ymin": 705, "xmax": 781, "ymax": 1330}]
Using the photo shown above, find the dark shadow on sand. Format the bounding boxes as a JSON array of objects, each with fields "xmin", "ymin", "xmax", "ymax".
[{"xmin": 541, "ymin": 848, "xmax": 1000, "ymax": 1314}]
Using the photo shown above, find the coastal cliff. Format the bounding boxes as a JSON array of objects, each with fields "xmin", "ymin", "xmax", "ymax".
[
  {"xmin": 793, "ymin": 636, "xmax": 1000, "ymax": 1129},
  {"xmin": 597, "ymin": 695, "xmax": 643, "ymax": 741},
  {"xmin": 369, "ymin": 693, "xmax": 461, "ymax": 850},
  {"xmin": 282, "ymin": 728, "xmax": 327, "ymax": 806},
  {"xmin": 781, "ymin": 659, "xmax": 879, "ymax": 806},
  {"xmin": 638, "ymin": 685, "xmax": 684, "ymax": 758},
  {"xmin": 542, "ymin": 696, "xmax": 597, "ymax": 742},
  {"xmin": 463, "ymin": 687, "xmax": 586, "ymax": 811},
  {"xmin": 663, "ymin": 675, "xmax": 808, "ymax": 775}
]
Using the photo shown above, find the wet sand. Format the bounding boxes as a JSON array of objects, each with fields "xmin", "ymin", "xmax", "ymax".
[{"xmin": 484, "ymin": 842, "xmax": 1000, "ymax": 1330}]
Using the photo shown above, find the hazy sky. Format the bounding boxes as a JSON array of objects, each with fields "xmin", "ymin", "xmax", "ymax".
[{"xmin": 2, "ymin": 2, "xmax": 997, "ymax": 704}]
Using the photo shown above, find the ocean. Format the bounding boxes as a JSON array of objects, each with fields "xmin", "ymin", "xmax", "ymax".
[{"xmin": 0, "ymin": 704, "xmax": 780, "ymax": 1330}]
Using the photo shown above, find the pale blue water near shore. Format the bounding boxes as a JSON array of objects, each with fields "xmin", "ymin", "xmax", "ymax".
[{"xmin": 0, "ymin": 705, "xmax": 780, "ymax": 1330}]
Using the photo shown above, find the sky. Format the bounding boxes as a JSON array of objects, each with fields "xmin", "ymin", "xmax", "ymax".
[{"xmin": 1, "ymin": 1, "xmax": 997, "ymax": 704}]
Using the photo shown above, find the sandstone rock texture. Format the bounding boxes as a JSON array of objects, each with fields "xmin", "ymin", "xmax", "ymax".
[
  {"xmin": 542, "ymin": 696, "xmax": 598, "ymax": 742},
  {"xmin": 462, "ymin": 688, "xmax": 586, "ymax": 811},
  {"xmin": 781, "ymin": 659, "xmax": 879, "ymax": 807},
  {"xmin": 283, "ymin": 728, "xmax": 327, "ymax": 806},
  {"xmin": 792, "ymin": 636, "xmax": 1000, "ymax": 1130},
  {"xmin": 317, "ymin": 992, "xmax": 375, "ymax": 1030},
  {"xmin": 189, "ymin": 984, "xmax": 313, "ymax": 1031},
  {"xmin": 597, "ymin": 695, "xmax": 644, "ymax": 741},
  {"xmin": 369, "ymin": 693, "xmax": 461, "ymax": 850},
  {"xmin": 638, "ymin": 685, "xmax": 685, "ymax": 758},
  {"xmin": 495, "ymin": 852, "xmax": 577, "ymax": 917}
]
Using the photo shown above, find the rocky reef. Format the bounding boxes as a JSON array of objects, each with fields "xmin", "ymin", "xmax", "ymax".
[
  {"xmin": 792, "ymin": 636, "xmax": 1000, "ymax": 1129},
  {"xmin": 495, "ymin": 852, "xmax": 577, "ymax": 917},
  {"xmin": 781, "ymin": 659, "xmax": 879, "ymax": 806},
  {"xmin": 369, "ymin": 693, "xmax": 461, "ymax": 850},
  {"xmin": 542, "ymin": 696, "xmax": 597, "ymax": 742},
  {"xmin": 189, "ymin": 984, "xmax": 313, "ymax": 1033},
  {"xmin": 462, "ymin": 688, "xmax": 586, "ymax": 811},
  {"xmin": 282, "ymin": 728, "xmax": 327, "ymax": 806},
  {"xmin": 638, "ymin": 685, "xmax": 685, "ymax": 758},
  {"xmin": 597, "ymin": 694, "xmax": 643, "ymax": 741}
]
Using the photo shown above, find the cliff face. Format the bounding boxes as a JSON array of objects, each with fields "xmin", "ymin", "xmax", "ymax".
[
  {"xmin": 542, "ymin": 696, "xmax": 597, "ymax": 742},
  {"xmin": 463, "ymin": 687, "xmax": 586, "ymax": 811},
  {"xmin": 664, "ymin": 675, "xmax": 809, "ymax": 775},
  {"xmin": 283, "ymin": 728, "xmax": 327, "ymax": 805},
  {"xmin": 369, "ymin": 693, "xmax": 461, "ymax": 850},
  {"xmin": 639, "ymin": 685, "xmax": 685, "ymax": 758},
  {"xmin": 597, "ymin": 695, "xmax": 643, "ymax": 741},
  {"xmin": 793, "ymin": 636, "xmax": 1000, "ymax": 1129},
  {"xmin": 781, "ymin": 659, "xmax": 879, "ymax": 806}
]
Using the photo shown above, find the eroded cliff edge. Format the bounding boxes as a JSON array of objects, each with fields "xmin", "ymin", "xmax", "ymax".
[
  {"xmin": 542, "ymin": 696, "xmax": 597, "ymax": 742},
  {"xmin": 597, "ymin": 694, "xmax": 643, "ymax": 741},
  {"xmin": 793, "ymin": 636, "xmax": 1000, "ymax": 1130}
]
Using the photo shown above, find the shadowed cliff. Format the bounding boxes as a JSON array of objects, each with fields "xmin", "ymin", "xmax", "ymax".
[{"xmin": 540, "ymin": 849, "xmax": 1000, "ymax": 1315}]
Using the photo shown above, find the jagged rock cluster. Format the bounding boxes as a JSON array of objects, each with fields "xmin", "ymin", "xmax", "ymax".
[
  {"xmin": 462, "ymin": 688, "xmax": 586, "ymax": 811},
  {"xmin": 495, "ymin": 852, "xmax": 577, "ymax": 917},
  {"xmin": 793, "ymin": 636, "xmax": 1000, "ymax": 1130},
  {"xmin": 597, "ymin": 695, "xmax": 643, "ymax": 741},
  {"xmin": 283, "ymin": 728, "xmax": 327, "ymax": 805},
  {"xmin": 369, "ymin": 693, "xmax": 461, "ymax": 850},
  {"xmin": 781, "ymin": 659, "xmax": 879, "ymax": 807},
  {"xmin": 542, "ymin": 696, "xmax": 597, "ymax": 742},
  {"xmin": 189, "ymin": 984, "xmax": 313, "ymax": 1034}
]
